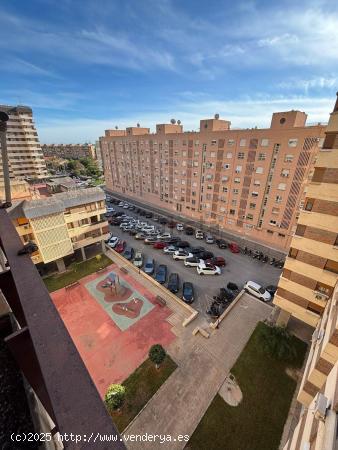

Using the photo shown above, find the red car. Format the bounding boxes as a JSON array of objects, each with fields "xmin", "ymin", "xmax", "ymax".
[
  {"xmin": 229, "ymin": 243, "xmax": 240, "ymax": 253},
  {"xmin": 115, "ymin": 240, "xmax": 126, "ymax": 253},
  {"xmin": 206, "ymin": 257, "xmax": 226, "ymax": 267},
  {"xmin": 153, "ymin": 241, "xmax": 167, "ymax": 249}
]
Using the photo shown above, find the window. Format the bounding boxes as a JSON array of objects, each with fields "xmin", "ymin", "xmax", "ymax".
[
  {"xmin": 221, "ymin": 176, "xmax": 229, "ymax": 182},
  {"xmin": 234, "ymin": 177, "xmax": 241, "ymax": 183},
  {"xmin": 244, "ymin": 224, "xmax": 254, "ymax": 229},
  {"xmin": 305, "ymin": 199, "xmax": 314, "ymax": 211},
  {"xmin": 222, "ymin": 187, "xmax": 228, "ymax": 193},
  {"xmin": 261, "ymin": 138, "xmax": 269, "ymax": 147},
  {"xmin": 207, "ymin": 184, "xmax": 213, "ymax": 190},
  {"xmin": 210, "ymin": 151, "xmax": 216, "ymax": 157},
  {"xmin": 229, "ymin": 209, "xmax": 236, "ymax": 215},
  {"xmin": 267, "ymin": 230, "xmax": 274, "ymax": 234},
  {"xmin": 278, "ymin": 183, "xmax": 286, "ymax": 191},
  {"xmin": 246, "ymin": 214, "xmax": 253, "ymax": 220},
  {"xmin": 228, "ymin": 139, "xmax": 235, "ymax": 146},
  {"xmin": 275, "ymin": 195, "xmax": 283, "ymax": 203},
  {"xmin": 270, "ymin": 220, "xmax": 277, "ymax": 226},
  {"xmin": 231, "ymin": 199, "xmax": 237, "ymax": 206},
  {"xmin": 226, "ymin": 152, "xmax": 233, "ymax": 159},
  {"xmin": 211, "ymin": 140, "xmax": 217, "ymax": 145},
  {"xmin": 194, "ymin": 151, "xmax": 199, "ymax": 157},
  {"xmin": 206, "ymin": 174, "xmax": 213, "ymax": 180},
  {"xmin": 281, "ymin": 169, "xmax": 290, "ymax": 178},
  {"xmin": 193, "ymin": 161, "xmax": 199, "ymax": 167},
  {"xmin": 239, "ymin": 139, "xmax": 246, "ymax": 147},
  {"xmin": 284, "ymin": 154, "xmax": 294, "ymax": 163},
  {"xmin": 288, "ymin": 138, "xmax": 298, "ymax": 147},
  {"xmin": 272, "ymin": 207, "xmax": 280, "ymax": 214},
  {"xmin": 238, "ymin": 152, "xmax": 245, "ymax": 159},
  {"xmin": 256, "ymin": 166, "xmax": 263, "ymax": 174},
  {"xmin": 233, "ymin": 189, "xmax": 239, "ymax": 194},
  {"xmin": 278, "ymin": 233, "xmax": 285, "ymax": 238},
  {"xmin": 251, "ymin": 191, "xmax": 259, "ymax": 197},
  {"xmin": 258, "ymin": 153, "xmax": 266, "ymax": 161},
  {"xmin": 223, "ymin": 163, "xmax": 230, "ymax": 169},
  {"xmin": 235, "ymin": 165, "xmax": 242, "ymax": 173},
  {"xmin": 249, "ymin": 203, "xmax": 256, "ymax": 209}
]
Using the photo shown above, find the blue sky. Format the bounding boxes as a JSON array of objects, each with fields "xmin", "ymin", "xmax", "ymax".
[{"xmin": 0, "ymin": 0, "xmax": 337, "ymax": 143}]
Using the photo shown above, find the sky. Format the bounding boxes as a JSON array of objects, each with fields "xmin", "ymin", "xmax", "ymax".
[{"xmin": 0, "ymin": 0, "xmax": 337, "ymax": 143}]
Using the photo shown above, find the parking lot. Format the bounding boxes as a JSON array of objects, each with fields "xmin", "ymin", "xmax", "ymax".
[{"xmin": 106, "ymin": 201, "xmax": 282, "ymax": 318}]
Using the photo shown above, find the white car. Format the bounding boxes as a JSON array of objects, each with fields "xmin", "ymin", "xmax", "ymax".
[
  {"xmin": 133, "ymin": 251, "xmax": 143, "ymax": 268},
  {"xmin": 184, "ymin": 257, "xmax": 203, "ymax": 267},
  {"xmin": 195, "ymin": 230, "xmax": 204, "ymax": 239},
  {"xmin": 176, "ymin": 223, "xmax": 184, "ymax": 231},
  {"xmin": 123, "ymin": 204, "xmax": 129, "ymax": 209},
  {"xmin": 173, "ymin": 250, "xmax": 193, "ymax": 261},
  {"xmin": 108, "ymin": 237, "xmax": 119, "ymax": 248},
  {"xmin": 106, "ymin": 207, "xmax": 115, "ymax": 213},
  {"xmin": 142, "ymin": 226, "xmax": 155, "ymax": 233},
  {"xmin": 205, "ymin": 235, "xmax": 214, "ymax": 244},
  {"xmin": 105, "ymin": 232, "xmax": 113, "ymax": 243},
  {"xmin": 118, "ymin": 202, "xmax": 124, "ymax": 207},
  {"xmin": 163, "ymin": 245, "xmax": 177, "ymax": 254},
  {"xmin": 244, "ymin": 281, "xmax": 272, "ymax": 302},
  {"xmin": 196, "ymin": 262, "xmax": 221, "ymax": 275},
  {"xmin": 157, "ymin": 232, "xmax": 171, "ymax": 240}
]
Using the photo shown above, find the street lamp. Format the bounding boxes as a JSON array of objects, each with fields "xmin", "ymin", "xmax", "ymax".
[{"xmin": 0, "ymin": 110, "xmax": 12, "ymax": 208}]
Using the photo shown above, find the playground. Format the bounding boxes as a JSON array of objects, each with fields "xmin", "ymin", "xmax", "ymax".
[{"xmin": 51, "ymin": 263, "xmax": 176, "ymax": 397}]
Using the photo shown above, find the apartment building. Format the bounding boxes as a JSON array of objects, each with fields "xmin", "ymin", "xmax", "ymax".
[
  {"xmin": 282, "ymin": 281, "xmax": 338, "ymax": 450},
  {"xmin": 274, "ymin": 94, "xmax": 338, "ymax": 328},
  {"xmin": 9, "ymin": 187, "xmax": 109, "ymax": 272},
  {"xmin": 41, "ymin": 143, "xmax": 96, "ymax": 160},
  {"xmin": 100, "ymin": 113, "xmax": 325, "ymax": 251}
]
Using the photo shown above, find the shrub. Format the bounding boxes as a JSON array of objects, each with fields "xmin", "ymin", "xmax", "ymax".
[
  {"xmin": 260, "ymin": 324, "xmax": 297, "ymax": 361},
  {"xmin": 105, "ymin": 384, "xmax": 126, "ymax": 412},
  {"xmin": 149, "ymin": 344, "xmax": 166, "ymax": 369}
]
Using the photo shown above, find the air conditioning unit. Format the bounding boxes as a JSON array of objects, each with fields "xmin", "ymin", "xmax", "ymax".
[{"xmin": 314, "ymin": 393, "xmax": 328, "ymax": 421}]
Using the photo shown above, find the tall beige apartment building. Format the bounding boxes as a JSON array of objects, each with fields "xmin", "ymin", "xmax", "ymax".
[
  {"xmin": 100, "ymin": 111, "xmax": 325, "ymax": 251},
  {"xmin": 41, "ymin": 143, "xmax": 96, "ymax": 160}
]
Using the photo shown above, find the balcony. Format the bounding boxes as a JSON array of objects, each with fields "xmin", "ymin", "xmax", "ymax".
[{"xmin": 67, "ymin": 219, "xmax": 108, "ymax": 237}]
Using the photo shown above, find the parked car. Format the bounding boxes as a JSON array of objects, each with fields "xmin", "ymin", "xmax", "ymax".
[
  {"xmin": 244, "ymin": 281, "xmax": 272, "ymax": 302},
  {"xmin": 182, "ymin": 282, "xmax": 194, "ymax": 303},
  {"xmin": 176, "ymin": 223, "xmax": 184, "ymax": 231},
  {"xmin": 159, "ymin": 217, "xmax": 168, "ymax": 225},
  {"xmin": 206, "ymin": 256, "xmax": 226, "ymax": 267},
  {"xmin": 110, "ymin": 218, "xmax": 122, "ymax": 225},
  {"xmin": 178, "ymin": 240, "xmax": 190, "ymax": 248},
  {"xmin": 185, "ymin": 227, "xmax": 194, "ymax": 235},
  {"xmin": 205, "ymin": 235, "xmax": 214, "ymax": 244},
  {"xmin": 144, "ymin": 237, "xmax": 158, "ymax": 244},
  {"xmin": 105, "ymin": 232, "xmax": 113, "ymax": 243},
  {"xmin": 107, "ymin": 237, "xmax": 119, "ymax": 248},
  {"xmin": 167, "ymin": 221, "xmax": 176, "ymax": 228},
  {"xmin": 195, "ymin": 230, "xmax": 204, "ymax": 239},
  {"xmin": 166, "ymin": 237, "xmax": 181, "ymax": 245},
  {"xmin": 122, "ymin": 246, "xmax": 134, "ymax": 260},
  {"xmin": 153, "ymin": 216, "xmax": 159, "ymax": 222},
  {"xmin": 265, "ymin": 285, "xmax": 278, "ymax": 297},
  {"xmin": 163, "ymin": 245, "xmax": 178, "ymax": 254},
  {"xmin": 144, "ymin": 258, "xmax": 155, "ymax": 275},
  {"xmin": 135, "ymin": 233, "xmax": 146, "ymax": 240},
  {"xmin": 216, "ymin": 239, "xmax": 228, "ymax": 249},
  {"xmin": 145, "ymin": 212, "xmax": 153, "ymax": 218},
  {"xmin": 155, "ymin": 265, "xmax": 167, "ymax": 284},
  {"xmin": 118, "ymin": 201, "xmax": 124, "ymax": 207},
  {"xmin": 229, "ymin": 243, "xmax": 240, "ymax": 253},
  {"xmin": 168, "ymin": 273, "xmax": 180, "ymax": 293},
  {"xmin": 157, "ymin": 232, "xmax": 171, "ymax": 240},
  {"xmin": 184, "ymin": 257, "xmax": 203, "ymax": 267},
  {"xmin": 115, "ymin": 240, "xmax": 126, "ymax": 253},
  {"xmin": 106, "ymin": 207, "xmax": 115, "ymax": 213},
  {"xmin": 197, "ymin": 262, "xmax": 221, "ymax": 275},
  {"xmin": 129, "ymin": 229, "xmax": 138, "ymax": 236},
  {"xmin": 153, "ymin": 241, "xmax": 167, "ymax": 249},
  {"xmin": 133, "ymin": 251, "xmax": 143, "ymax": 268},
  {"xmin": 173, "ymin": 250, "xmax": 193, "ymax": 261},
  {"xmin": 199, "ymin": 251, "xmax": 214, "ymax": 260}
]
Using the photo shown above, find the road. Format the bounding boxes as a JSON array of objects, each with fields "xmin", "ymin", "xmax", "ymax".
[{"xmin": 108, "ymin": 204, "xmax": 282, "ymax": 317}]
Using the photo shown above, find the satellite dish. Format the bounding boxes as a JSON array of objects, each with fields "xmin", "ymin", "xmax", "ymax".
[
  {"xmin": 137, "ymin": 123, "xmax": 140, "ymax": 127},
  {"xmin": 214, "ymin": 113, "xmax": 219, "ymax": 120},
  {"xmin": 115, "ymin": 126, "xmax": 118, "ymax": 130},
  {"xmin": 177, "ymin": 120, "xmax": 181, "ymax": 125},
  {"xmin": 170, "ymin": 118, "xmax": 176, "ymax": 124},
  {"xmin": 0, "ymin": 111, "xmax": 9, "ymax": 122}
]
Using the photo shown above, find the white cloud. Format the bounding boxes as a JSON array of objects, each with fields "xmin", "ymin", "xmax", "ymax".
[{"xmin": 279, "ymin": 77, "xmax": 337, "ymax": 92}]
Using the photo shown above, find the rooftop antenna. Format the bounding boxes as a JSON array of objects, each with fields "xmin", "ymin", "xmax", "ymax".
[
  {"xmin": 115, "ymin": 126, "xmax": 118, "ymax": 130},
  {"xmin": 170, "ymin": 118, "xmax": 176, "ymax": 124},
  {"xmin": 214, "ymin": 113, "xmax": 219, "ymax": 119},
  {"xmin": 177, "ymin": 120, "xmax": 181, "ymax": 125},
  {"xmin": 137, "ymin": 123, "xmax": 140, "ymax": 127}
]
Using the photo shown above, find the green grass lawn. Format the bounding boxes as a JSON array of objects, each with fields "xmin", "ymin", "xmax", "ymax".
[
  {"xmin": 43, "ymin": 254, "xmax": 112, "ymax": 292},
  {"xmin": 111, "ymin": 356, "xmax": 177, "ymax": 432},
  {"xmin": 187, "ymin": 322, "xmax": 307, "ymax": 450}
]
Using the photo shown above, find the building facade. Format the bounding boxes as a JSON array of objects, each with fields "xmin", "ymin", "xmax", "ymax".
[
  {"xmin": 41, "ymin": 143, "xmax": 96, "ymax": 160},
  {"xmin": 0, "ymin": 105, "xmax": 47, "ymax": 201},
  {"xmin": 9, "ymin": 187, "xmax": 109, "ymax": 271},
  {"xmin": 100, "ymin": 113, "xmax": 325, "ymax": 251},
  {"xmin": 274, "ymin": 95, "xmax": 338, "ymax": 328}
]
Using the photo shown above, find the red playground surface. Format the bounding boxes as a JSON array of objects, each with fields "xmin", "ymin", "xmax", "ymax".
[{"xmin": 51, "ymin": 264, "xmax": 176, "ymax": 397}]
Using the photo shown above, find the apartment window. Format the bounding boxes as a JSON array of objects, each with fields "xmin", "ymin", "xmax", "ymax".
[
  {"xmin": 270, "ymin": 220, "xmax": 277, "ymax": 226},
  {"xmin": 182, "ymin": 151, "xmax": 187, "ymax": 156},
  {"xmin": 244, "ymin": 224, "xmax": 254, "ymax": 229},
  {"xmin": 220, "ymin": 207, "xmax": 226, "ymax": 212},
  {"xmin": 278, "ymin": 233, "xmax": 285, "ymax": 238},
  {"xmin": 239, "ymin": 139, "xmax": 246, "ymax": 147},
  {"xmin": 249, "ymin": 203, "xmax": 256, "ymax": 209},
  {"xmin": 210, "ymin": 151, "xmax": 216, "ymax": 157},
  {"xmin": 305, "ymin": 199, "xmax": 314, "ymax": 211},
  {"xmin": 251, "ymin": 191, "xmax": 259, "ymax": 197},
  {"xmin": 222, "ymin": 187, "xmax": 228, "ymax": 193},
  {"xmin": 235, "ymin": 165, "xmax": 242, "ymax": 173},
  {"xmin": 221, "ymin": 176, "xmax": 229, "ymax": 182},
  {"xmin": 193, "ymin": 161, "xmax": 199, "ymax": 167},
  {"xmin": 234, "ymin": 177, "xmax": 241, "ymax": 184},
  {"xmin": 226, "ymin": 152, "xmax": 233, "ymax": 159},
  {"xmin": 261, "ymin": 138, "xmax": 269, "ymax": 147},
  {"xmin": 207, "ymin": 185, "xmax": 213, "ymax": 190},
  {"xmin": 229, "ymin": 209, "xmax": 236, "ymax": 215},
  {"xmin": 194, "ymin": 151, "xmax": 199, "ymax": 157},
  {"xmin": 181, "ymin": 180, "xmax": 186, "ymax": 185},
  {"xmin": 246, "ymin": 214, "xmax": 253, "ymax": 220},
  {"xmin": 206, "ymin": 174, "xmax": 213, "ymax": 180},
  {"xmin": 281, "ymin": 169, "xmax": 290, "ymax": 178},
  {"xmin": 223, "ymin": 163, "xmax": 230, "ymax": 169},
  {"xmin": 272, "ymin": 207, "xmax": 280, "ymax": 214},
  {"xmin": 256, "ymin": 166, "xmax": 263, "ymax": 174},
  {"xmin": 211, "ymin": 140, "xmax": 217, "ymax": 145},
  {"xmin": 253, "ymin": 180, "xmax": 261, "ymax": 186},
  {"xmin": 284, "ymin": 154, "xmax": 294, "ymax": 163},
  {"xmin": 267, "ymin": 230, "xmax": 274, "ymax": 234},
  {"xmin": 238, "ymin": 152, "xmax": 245, "ymax": 159},
  {"xmin": 278, "ymin": 183, "xmax": 286, "ymax": 191},
  {"xmin": 258, "ymin": 153, "xmax": 266, "ymax": 161},
  {"xmin": 231, "ymin": 199, "xmax": 237, "ymax": 206},
  {"xmin": 233, "ymin": 189, "xmax": 239, "ymax": 194},
  {"xmin": 192, "ymin": 199, "xmax": 196, "ymax": 205},
  {"xmin": 228, "ymin": 139, "xmax": 235, "ymax": 146},
  {"xmin": 288, "ymin": 138, "xmax": 298, "ymax": 147},
  {"xmin": 275, "ymin": 195, "xmax": 283, "ymax": 203}
]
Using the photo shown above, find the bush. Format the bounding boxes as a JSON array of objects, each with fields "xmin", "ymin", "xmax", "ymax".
[
  {"xmin": 149, "ymin": 344, "xmax": 166, "ymax": 368},
  {"xmin": 105, "ymin": 384, "xmax": 126, "ymax": 412},
  {"xmin": 260, "ymin": 324, "xmax": 297, "ymax": 361}
]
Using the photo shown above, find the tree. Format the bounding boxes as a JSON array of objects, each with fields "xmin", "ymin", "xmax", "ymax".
[
  {"xmin": 67, "ymin": 159, "xmax": 86, "ymax": 177},
  {"xmin": 79, "ymin": 157, "xmax": 101, "ymax": 178},
  {"xmin": 104, "ymin": 384, "xmax": 125, "ymax": 413},
  {"xmin": 149, "ymin": 344, "xmax": 166, "ymax": 369},
  {"xmin": 260, "ymin": 324, "xmax": 297, "ymax": 361}
]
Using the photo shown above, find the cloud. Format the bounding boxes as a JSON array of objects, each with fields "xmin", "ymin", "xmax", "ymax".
[
  {"xmin": 278, "ymin": 77, "xmax": 338, "ymax": 92},
  {"xmin": 2, "ymin": 57, "xmax": 62, "ymax": 78},
  {"xmin": 0, "ymin": 89, "xmax": 83, "ymax": 110}
]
